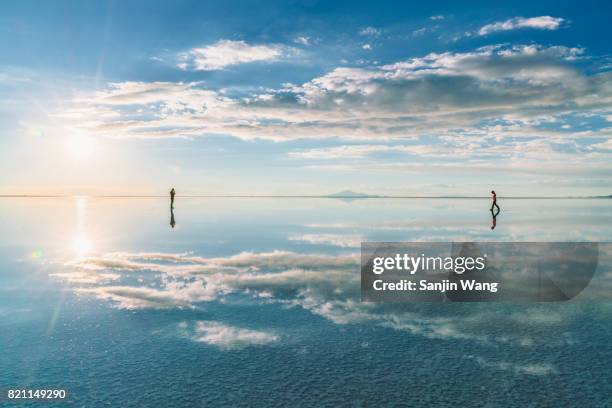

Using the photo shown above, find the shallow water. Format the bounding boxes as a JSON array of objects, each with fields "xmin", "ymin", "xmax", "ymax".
[{"xmin": 1, "ymin": 197, "xmax": 611, "ymax": 407}]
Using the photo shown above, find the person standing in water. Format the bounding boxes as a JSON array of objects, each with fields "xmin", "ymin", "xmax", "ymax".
[
  {"xmin": 490, "ymin": 190, "xmax": 500, "ymax": 212},
  {"xmin": 170, "ymin": 188, "xmax": 176, "ymax": 208}
]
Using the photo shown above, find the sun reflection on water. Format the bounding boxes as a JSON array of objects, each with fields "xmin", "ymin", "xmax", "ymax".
[
  {"xmin": 71, "ymin": 235, "xmax": 93, "ymax": 256},
  {"xmin": 71, "ymin": 197, "xmax": 94, "ymax": 257}
]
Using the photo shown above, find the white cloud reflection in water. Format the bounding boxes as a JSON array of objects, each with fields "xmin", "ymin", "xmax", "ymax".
[
  {"xmin": 34, "ymin": 197, "xmax": 611, "ymax": 360},
  {"xmin": 5, "ymin": 196, "xmax": 611, "ymax": 375}
]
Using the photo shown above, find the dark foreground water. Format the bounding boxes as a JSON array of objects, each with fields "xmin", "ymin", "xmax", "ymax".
[{"xmin": 0, "ymin": 197, "xmax": 611, "ymax": 407}]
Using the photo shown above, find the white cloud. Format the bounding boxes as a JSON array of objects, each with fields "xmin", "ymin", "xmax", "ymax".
[
  {"xmin": 76, "ymin": 286, "xmax": 192, "ymax": 309},
  {"xmin": 53, "ymin": 43, "xmax": 612, "ymax": 182},
  {"xmin": 359, "ymin": 27, "xmax": 380, "ymax": 37},
  {"xmin": 478, "ymin": 16, "xmax": 565, "ymax": 36},
  {"xmin": 177, "ymin": 40, "xmax": 285, "ymax": 71},
  {"xmin": 293, "ymin": 36, "xmax": 310, "ymax": 46},
  {"xmin": 50, "ymin": 271, "xmax": 120, "ymax": 284},
  {"xmin": 114, "ymin": 250, "xmax": 358, "ymax": 269},
  {"xmin": 289, "ymin": 145, "xmax": 434, "ymax": 159},
  {"xmin": 288, "ymin": 233, "xmax": 363, "ymax": 248},
  {"xmin": 65, "ymin": 250, "xmax": 361, "ymax": 313},
  {"xmin": 69, "ymin": 250, "xmax": 359, "ymax": 277},
  {"xmin": 466, "ymin": 355, "xmax": 556, "ymax": 375},
  {"xmin": 186, "ymin": 321, "xmax": 279, "ymax": 350},
  {"xmin": 592, "ymin": 138, "xmax": 612, "ymax": 150},
  {"xmin": 55, "ymin": 247, "xmax": 612, "ymax": 353},
  {"xmin": 429, "ymin": 15, "xmax": 445, "ymax": 21},
  {"xmin": 60, "ymin": 44, "xmax": 609, "ymax": 143},
  {"xmin": 362, "ymin": 44, "xmax": 372, "ymax": 50}
]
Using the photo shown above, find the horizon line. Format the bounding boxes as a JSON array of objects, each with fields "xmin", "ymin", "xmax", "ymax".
[{"xmin": 0, "ymin": 194, "xmax": 610, "ymax": 199}]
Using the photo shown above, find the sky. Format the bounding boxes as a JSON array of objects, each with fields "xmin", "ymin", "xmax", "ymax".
[{"xmin": 0, "ymin": 0, "xmax": 611, "ymax": 196}]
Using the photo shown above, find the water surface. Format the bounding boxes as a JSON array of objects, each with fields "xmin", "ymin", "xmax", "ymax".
[{"xmin": 1, "ymin": 197, "xmax": 611, "ymax": 407}]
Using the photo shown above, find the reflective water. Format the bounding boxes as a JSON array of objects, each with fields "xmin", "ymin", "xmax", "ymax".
[{"xmin": 1, "ymin": 197, "xmax": 611, "ymax": 407}]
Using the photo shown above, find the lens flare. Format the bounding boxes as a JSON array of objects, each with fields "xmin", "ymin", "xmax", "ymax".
[{"xmin": 29, "ymin": 128, "xmax": 44, "ymax": 137}]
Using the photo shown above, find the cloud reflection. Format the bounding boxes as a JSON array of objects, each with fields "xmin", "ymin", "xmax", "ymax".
[
  {"xmin": 180, "ymin": 320, "xmax": 279, "ymax": 350},
  {"xmin": 51, "ymin": 246, "xmax": 612, "ymax": 353}
]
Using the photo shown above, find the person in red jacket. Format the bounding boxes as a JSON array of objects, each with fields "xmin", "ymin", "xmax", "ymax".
[{"xmin": 490, "ymin": 190, "xmax": 500, "ymax": 212}]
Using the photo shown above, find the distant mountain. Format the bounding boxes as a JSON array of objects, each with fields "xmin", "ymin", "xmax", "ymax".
[{"xmin": 325, "ymin": 190, "xmax": 376, "ymax": 198}]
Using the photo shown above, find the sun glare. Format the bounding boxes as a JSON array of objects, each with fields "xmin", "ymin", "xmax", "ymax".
[
  {"xmin": 71, "ymin": 235, "xmax": 93, "ymax": 256},
  {"xmin": 66, "ymin": 135, "xmax": 96, "ymax": 158}
]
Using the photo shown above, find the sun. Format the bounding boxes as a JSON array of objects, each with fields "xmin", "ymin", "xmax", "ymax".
[{"xmin": 66, "ymin": 135, "xmax": 96, "ymax": 158}]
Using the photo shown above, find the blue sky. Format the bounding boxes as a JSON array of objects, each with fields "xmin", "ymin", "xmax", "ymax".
[{"xmin": 0, "ymin": 0, "xmax": 611, "ymax": 196}]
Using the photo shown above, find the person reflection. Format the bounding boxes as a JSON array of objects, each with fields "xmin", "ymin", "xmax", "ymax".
[
  {"xmin": 490, "ymin": 208, "xmax": 500, "ymax": 230},
  {"xmin": 170, "ymin": 206, "xmax": 176, "ymax": 229}
]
